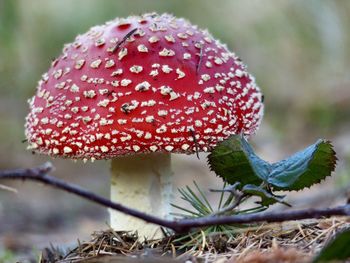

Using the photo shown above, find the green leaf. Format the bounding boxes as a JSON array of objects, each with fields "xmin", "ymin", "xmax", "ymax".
[
  {"xmin": 268, "ymin": 140, "xmax": 337, "ymax": 191},
  {"xmin": 208, "ymin": 135, "xmax": 270, "ymax": 186},
  {"xmin": 208, "ymin": 136, "xmax": 337, "ymax": 192},
  {"xmin": 241, "ymin": 184, "xmax": 289, "ymax": 207},
  {"xmin": 313, "ymin": 228, "xmax": 350, "ymax": 262}
]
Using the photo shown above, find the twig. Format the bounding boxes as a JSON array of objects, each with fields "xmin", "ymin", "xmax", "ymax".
[
  {"xmin": 1, "ymin": 163, "xmax": 350, "ymax": 233},
  {"xmin": 189, "ymin": 129, "xmax": 200, "ymax": 159},
  {"xmin": 212, "ymin": 194, "xmax": 246, "ymax": 216},
  {"xmin": 210, "ymin": 183, "xmax": 246, "ymax": 216},
  {"xmin": 196, "ymin": 43, "xmax": 204, "ymax": 74},
  {"xmin": 111, "ymin": 28, "xmax": 138, "ymax": 53},
  {"xmin": 0, "ymin": 162, "xmax": 53, "ymax": 178},
  {"xmin": 0, "ymin": 183, "xmax": 18, "ymax": 193},
  {"xmin": 0, "ymin": 162, "xmax": 170, "ymax": 229}
]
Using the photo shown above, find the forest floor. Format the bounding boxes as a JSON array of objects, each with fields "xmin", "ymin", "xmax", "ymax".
[{"xmin": 38, "ymin": 217, "xmax": 350, "ymax": 262}]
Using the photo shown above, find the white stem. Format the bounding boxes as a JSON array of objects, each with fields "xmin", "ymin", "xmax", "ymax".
[{"xmin": 110, "ymin": 153, "xmax": 173, "ymax": 239}]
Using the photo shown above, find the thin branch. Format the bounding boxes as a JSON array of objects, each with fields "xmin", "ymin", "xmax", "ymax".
[
  {"xmin": 0, "ymin": 162, "xmax": 169, "ymax": 229},
  {"xmin": 210, "ymin": 183, "xmax": 246, "ymax": 216},
  {"xmin": 212, "ymin": 194, "xmax": 246, "ymax": 216},
  {"xmin": 189, "ymin": 129, "xmax": 200, "ymax": 159},
  {"xmin": 196, "ymin": 43, "xmax": 204, "ymax": 74},
  {"xmin": 111, "ymin": 28, "xmax": 138, "ymax": 53},
  {"xmin": 0, "ymin": 183, "xmax": 18, "ymax": 193},
  {"xmin": 1, "ymin": 163, "xmax": 349, "ymax": 233},
  {"xmin": 0, "ymin": 162, "xmax": 53, "ymax": 178}
]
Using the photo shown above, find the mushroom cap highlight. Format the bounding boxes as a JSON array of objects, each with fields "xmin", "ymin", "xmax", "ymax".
[{"xmin": 25, "ymin": 13, "xmax": 264, "ymax": 160}]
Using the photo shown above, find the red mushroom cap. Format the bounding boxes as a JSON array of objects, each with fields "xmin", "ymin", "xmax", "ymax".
[{"xmin": 25, "ymin": 13, "xmax": 264, "ymax": 160}]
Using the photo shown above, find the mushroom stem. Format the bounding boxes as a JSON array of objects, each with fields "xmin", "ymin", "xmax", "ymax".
[{"xmin": 110, "ymin": 153, "xmax": 173, "ymax": 239}]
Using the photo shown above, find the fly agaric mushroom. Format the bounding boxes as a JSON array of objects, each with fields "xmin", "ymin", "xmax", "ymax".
[{"xmin": 25, "ymin": 13, "xmax": 264, "ymax": 239}]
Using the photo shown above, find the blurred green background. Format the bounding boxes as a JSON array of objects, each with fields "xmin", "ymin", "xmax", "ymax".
[{"xmin": 0, "ymin": 0, "xmax": 349, "ymax": 260}]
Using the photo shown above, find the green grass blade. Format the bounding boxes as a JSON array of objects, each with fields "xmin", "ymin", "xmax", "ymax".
[{"xmin": 193, "ymin": 181, "xmax": 213, "ymax": 212}]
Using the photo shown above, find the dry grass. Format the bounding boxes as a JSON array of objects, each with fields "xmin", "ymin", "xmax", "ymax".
[{"xmin": 39, "ymin": 217, "xmax": 350, "ymax": 263}]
